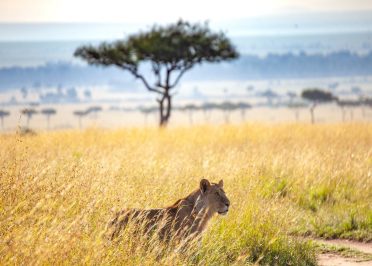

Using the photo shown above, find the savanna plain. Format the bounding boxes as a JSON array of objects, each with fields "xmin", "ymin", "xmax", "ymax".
[{"xmin": 0, "ymin": 123, "xmax": 371, "ymax": 265}]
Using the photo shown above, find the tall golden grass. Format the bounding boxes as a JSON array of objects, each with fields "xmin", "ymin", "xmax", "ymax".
[{"xmin": 0, "ymin": 123, "xmax": 371, "ymax": 265}]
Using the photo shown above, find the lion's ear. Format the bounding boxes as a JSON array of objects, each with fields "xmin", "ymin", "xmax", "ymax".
[
  {"xmin": 200, "ymin": 179, "xmax": 211, "ymax": 193},
  {"xmin": 218, "ymin": 179, "xmax": 224, "ymax": 188}
]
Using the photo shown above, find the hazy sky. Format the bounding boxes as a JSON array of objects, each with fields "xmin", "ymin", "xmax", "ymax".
[{"xmin": 1, "ymin": 0, "xmax": 372, "ymax": 23}]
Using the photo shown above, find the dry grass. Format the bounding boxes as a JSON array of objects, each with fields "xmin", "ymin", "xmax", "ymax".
[{"xmin": 0, "ymin": 123, "xmax": 371, "ymax": 265}]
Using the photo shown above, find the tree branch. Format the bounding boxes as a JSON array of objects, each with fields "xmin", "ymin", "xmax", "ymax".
[
  {"xmin": 169, "ymin": 65, "xmax": 192, "ymax": 89},
  {"xmin": 152, "ymin": 62, "xmax": 163, "ymax": 88},
  {"xmin": 116, "ymin": 64, "xmax": 163, "ymax": 94}
]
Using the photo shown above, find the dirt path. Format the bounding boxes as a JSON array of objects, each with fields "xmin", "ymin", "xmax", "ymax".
[
  {"xmin": 314, "ymin": 239, "xmax": 372, "ymax": 266},
  {"xmin": 318, "ymin": 253, "xmax": 372, "ymax": 266}
]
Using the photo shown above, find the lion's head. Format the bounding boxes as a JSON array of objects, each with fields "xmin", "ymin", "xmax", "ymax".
[{"xmin": 199, "ymin": 178, "xmax": 230, "ymax": 215}]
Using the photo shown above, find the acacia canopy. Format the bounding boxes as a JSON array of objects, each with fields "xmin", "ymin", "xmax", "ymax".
[
  {"xmin": 74, "ymin": 20, "xmax": 238, "ymax": 126},
  {"xmin": 301, "ymin": 88, "xmax": 336, "ymax": 124},
  {"xmin": 301, "ymin": 89, "xmax": 335, "ymax": 103}
]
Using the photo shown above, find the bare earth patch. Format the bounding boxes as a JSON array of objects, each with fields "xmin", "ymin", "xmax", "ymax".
[
  {"xmin": 318, "ymin": 253, "xmax": 372, "ymax": 266},
  {"xmin": 316, "ymin": 239, "xmax": 372, "ymax": 266}
]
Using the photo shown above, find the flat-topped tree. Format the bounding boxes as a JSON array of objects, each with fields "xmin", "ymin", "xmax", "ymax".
[
  {"xmin": 181, "ymin": 104, "xmax": 199, "ymax": 125},
  {"xmin": 261, "ymin": 89, "xmax": 279, "ymax": 106},
  {"xmin": 0, "ymin": 110, "xmax": 10, "ymax": 129},
  {"xmin": 201, "ymin": 102, "xmax": 218, "ymax": 122},
  {"xmin": 74, "ymin": 20, "xmax": 238, "ymax": 127},
  {"xmin": 288, "ymin": 102, "xmax": 307, "ymax": 122},
  {"xmin": 236, "ymin": 102, "xmax": 251, "ymax": 121},
  {"xmin": 219, "ymin": 101, "xmax": 238, "ymax": 124},
  {"xmin": 41, "ymin": 108, "xmax": 57, "ymax": 129},
  {"xmin": 73, "ymin": 110, "xmax": 87, "ymax": 129},
  {"xmin": 301, "ymin": 88, "xmax": 335, "ymax": 124},
  {"xmin": 86, "ymin": 106, "xmax": 102, "ymax": 119},
  {"xmin": 337, "ymin": 99, "xmax": 360, "ymax": 122},
  {"xmin": 21, "ymin": 108, "xmax": 38, "ymax": 127},
  {"xmin": 139, "ymin": 106, "xmax": 158, "ymax": 126}
]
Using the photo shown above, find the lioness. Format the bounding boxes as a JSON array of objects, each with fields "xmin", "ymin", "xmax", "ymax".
[{"xmin": 107, "ymin": 179, "xmax": 230, "ymax": 243}]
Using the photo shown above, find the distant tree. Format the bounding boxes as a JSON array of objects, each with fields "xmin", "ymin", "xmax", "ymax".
[
  {"xmin": 219, "ymin": 101, "xmax": 237, "ymax": 124},
  {"xmin": 41, "ymin": 108, "xmax": 57, "ymax": 129},
  {"xmin": 288, "ymin": 102, "xmax": 307, "ymax": 122},
  {"xmin": 201, "ymin": 102, "xmax": 218, "ymax": 122},
  {"xmin": 287, "ymin": 92, "xmax": 305, "ymax": 122},
  {"xmin": 301, "ymin": 89, "xmax": 335, "ymax": 124},
  {"xmin": 261, "ymin": 89, "xmax": 279, "ymax": 106},
  {"xmin": 360, "ymin": 97, "xmax": 372, "ymax": 118},
  {"xmin": 337, "ymin": 100, "xmax": 349, "ymax": 122},
  {"xmin": 73, "ymin": 110, "xmax": 87, "ymax": 129},
  {"xmin": 181, "ymin": 104, "xmax": 199, "ymax": 125},
  {"xmin": 86, "ymin": 106, "xmax": 103, "ymax": 119},
  {"xmin": 21, "ymin": 108, "xmax": 38, "ymax": 127},
  {"xmin": 139, "ymin": 106, "xmax": 157, "ymax": 126},
  {"xmin": 74, "ymin": 20, "xmax": 238, "ymax": 127},
  {"xmin": 349, "ymin": 86, "xmax": 369, "ymax": 118},
  {"xmin": 236, "ymin": 102, "xmax": 251, "ymax": 121},
  {"xmin": 108, "ymin": 105, "xmax": 121, "ymax": 111},
  {"xmin": 0, "ymin": 110, "xmax": 10, "ymax": 129},
  {"xmin": 287, "ymin": 91, "xmax": 297, "ymax": 104},
  {"xmin": 364, "ymin": 97, "xmax": 372, "ymax": 106}
]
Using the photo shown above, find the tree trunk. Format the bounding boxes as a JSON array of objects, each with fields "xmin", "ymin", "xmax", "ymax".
[
  {"xmin": 165, "ymin": 94, "xmax": 171, "ymax": 123},
  {"xmin": 47, "ymin": 115, "xmax": 50, "ymax": 130},
  {"xmin": 310, "ymin": 104, "xmax": 316, "ymax": 124},
  {"xmin": 159, "ymin": 93, "xmax": 172, "ymax": 127},
  {"xmin": 1, "ymin": 117, "xmax": 3, "ymax": 129},
  {"xmin": 159, "ymin": 97, "xmax": 166, "ymax": 127}
]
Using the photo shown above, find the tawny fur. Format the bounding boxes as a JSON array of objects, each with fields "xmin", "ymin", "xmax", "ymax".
[{"xmin": 107, "ymin": 179, "xmax": 230, "ymax": 242}]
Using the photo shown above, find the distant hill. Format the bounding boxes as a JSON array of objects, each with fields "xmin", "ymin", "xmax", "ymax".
[{"xmin": 1, "ymin": 51, "xmax": 372, "ymax": 91}]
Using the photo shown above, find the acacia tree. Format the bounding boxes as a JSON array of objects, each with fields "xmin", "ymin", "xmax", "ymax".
[
  {"xmin": 21, "ymin": 108, "xmax": 38, "ymax": 127},
  {"xmin": 73, "ymin": 110, "xmax": 87, "ymax": 129},
  {"xmin": 41, "ymin": 108, "xmax": 57, "ymax": 129},
  {"xmin": 287, "ymin": 91, "xmax": 303, "ymax": 122},
  {"xmin": 74, "ymin": 20, "xmax": 238, "ymax": 127},
  {"xmin": 301, "ymin": 89, "xmax": 335, "ymax": 124},
  {"xmin": 201, "ymin": 102, "xmax": 218, "ymax": 123},
  {"xmin": 337, "ymin": 100, "xmax": 353, "ymax": 122},
  {"xmin": 219, "ymin": 101, "xmax": 237, "ymax": 124},
  {"xmin": 139, "ymin": 106, "xmax": 157, "ymax": 126},
  {"xmin": 181, "ymin": 104, "xmax": 199, "ymax": 125},
  {"xmin": 0, "ymin": 110, "xmax": 10, "ymax": 129},
  {"xmin": 288, "ymin": 102, "xmax": 307, "ymax": 122},
  {"xmin": 261, "ymin": 89, "xmax": 279, "ymax": 106},
  {"xmin": 86, "ymin": 106, "xmax": 103, "ymax": 119},
  {"xmin": 236, "ymin": 102, "xmax": 251, "ymax": 122}
]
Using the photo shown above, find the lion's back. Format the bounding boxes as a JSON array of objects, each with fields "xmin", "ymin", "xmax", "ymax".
[{"xmin": 107, "ymin": 208, "xmax": 174, "ymax": 240}]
